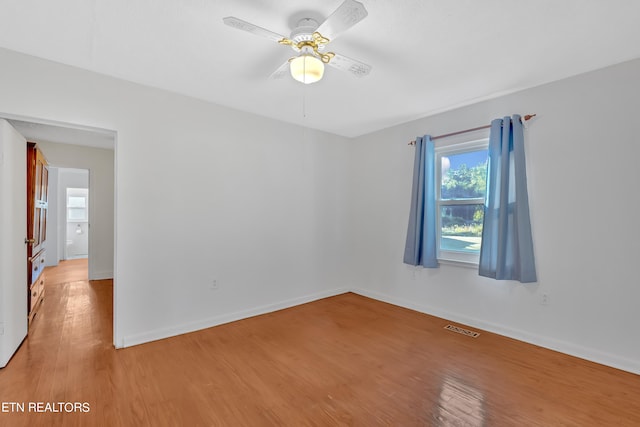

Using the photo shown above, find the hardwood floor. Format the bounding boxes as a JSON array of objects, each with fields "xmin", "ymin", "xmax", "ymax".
[
  {"xmin": 1, "ymin": 261, "xmax": 639, "ymax": 426},
  {"xmin": 43, "ymin": 258, "xmax": 89, "ymax": 285}
]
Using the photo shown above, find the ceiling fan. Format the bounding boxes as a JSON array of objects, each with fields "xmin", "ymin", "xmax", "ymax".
[{"xmin": 223, "ymin": 0, "xmax": 372, "ymax": 84}]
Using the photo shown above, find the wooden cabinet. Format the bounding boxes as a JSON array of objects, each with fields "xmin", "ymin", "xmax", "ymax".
[{"xmin": 27, "ymin": 142, "xmax": 48, "ymax": 323}]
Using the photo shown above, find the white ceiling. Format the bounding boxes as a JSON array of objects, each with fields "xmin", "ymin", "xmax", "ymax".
[
  {"xmin": 1, "ymin": 0, "xmax": 639, "ymax": 138},
  {"xmin": 5, "ymin": 118, "xmax": 115, "ymax": 149}
]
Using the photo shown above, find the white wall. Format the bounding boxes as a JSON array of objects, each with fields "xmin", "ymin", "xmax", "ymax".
[
  {"xmin": 347, "ymin": 59, "xmax": 640, "ymax": 374},
  {"xmin": 0, "ymin": 47, "xmax": 351, "ymax": 349},
  {"xmin": 37, "ymin": 143, "xmax": 114, "ymax": 280}
]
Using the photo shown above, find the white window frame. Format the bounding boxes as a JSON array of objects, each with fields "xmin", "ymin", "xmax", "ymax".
[
  {"xmin": 67, "ymin": 188, "xmax": 89, "ymax": 223},
  {"xmin": 435, "ymin": 138, "xmax": 489, "ymax": 266}
]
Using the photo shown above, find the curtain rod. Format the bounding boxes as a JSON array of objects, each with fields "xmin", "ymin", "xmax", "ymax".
[{"xmin": 408, "ymin": 114, "xmax": 536, "ymax": 145}]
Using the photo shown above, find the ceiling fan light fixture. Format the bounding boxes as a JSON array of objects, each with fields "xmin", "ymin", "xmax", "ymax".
[{"xmin": 290, "ymin": 54, "xmax": 324, "ymax": 84}]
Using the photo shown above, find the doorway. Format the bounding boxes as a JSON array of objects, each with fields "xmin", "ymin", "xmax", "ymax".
[
  {"xmin": 56, "ymin": 169, "xmax": 90, "ymax": 261},
  {"xmin": 66, "ymin": 187, "xmax": 89, "ymax": 260},
  {"xmin": 0, "ymin": 114, "xmax": 116, "ymax": 348}
]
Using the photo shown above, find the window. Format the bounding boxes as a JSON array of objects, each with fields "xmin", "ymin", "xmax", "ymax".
[
  {"xmin": 67, "ymin": 189, "xmax": 88, "ymax": 222},
  {"xmin": 435, "ymin": 139, "xmax": 488, "ymax": 264}
]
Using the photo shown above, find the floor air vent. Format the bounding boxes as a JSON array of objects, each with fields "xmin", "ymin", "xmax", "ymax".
[{"xmin": 444, "ymin": 324, "xmax": 480, "ymax": 338}]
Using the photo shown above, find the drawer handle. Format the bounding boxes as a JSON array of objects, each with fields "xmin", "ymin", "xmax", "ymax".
[
  {"xmin": 34, "ymin": 265, "xmax": 38, "ymax": 271},
  {"xmin": 41, "ymin": 259, "xmax": 45, "ymax": 263},
  {"xmin": 32, "ymin": 292, "xmax": 37, "ymax": 297}
]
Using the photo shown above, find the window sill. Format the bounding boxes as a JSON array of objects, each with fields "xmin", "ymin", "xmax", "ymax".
[{"xmin": 437, "ymin": 258, "xmax": 479, "ymax": 269}]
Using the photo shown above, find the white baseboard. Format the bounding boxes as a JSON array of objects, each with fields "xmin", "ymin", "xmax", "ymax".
[
  {"xmin": 89, "ymin": 270, "xmax": 113, "ymax": 281},
  {"xmin": 351, "ymin": 287, "xmax": 640, "ymax": 376},
  {"xmin": 116, "ymin": 285, "xmax": 639, "ymax": 375},
  {"xmin": 120, "ymin": 287, "xmax": 349, "ymax": 348}
]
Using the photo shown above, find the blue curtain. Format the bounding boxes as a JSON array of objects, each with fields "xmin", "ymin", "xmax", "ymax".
[
  {"xmin": 403, "ymin": 135, "xmax": 438, "ymax": 268},
  {"xmin": 479, "ymin": 115, "xmax": 537, "ymax": 283}
]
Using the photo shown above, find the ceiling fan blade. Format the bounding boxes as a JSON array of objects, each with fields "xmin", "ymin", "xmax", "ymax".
[
  {"xmin": 223, "ymin": 16, "xmax": 286, "ymax": 43},
  {"xmin": 316, "ymin": 0, "xmax": 368, "ymax": 41},
  {"xmin": 327, "ymin": 53, "xmax": 372, "ymax": 77},
  {"xmin": 270, "ymin": 60, "xmax": 291, "ymax": 80}
]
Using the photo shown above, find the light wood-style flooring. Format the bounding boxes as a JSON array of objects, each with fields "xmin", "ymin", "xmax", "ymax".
[{"xmin": 1, "ymin": 259, "xmax": 639, "ymax": 426}]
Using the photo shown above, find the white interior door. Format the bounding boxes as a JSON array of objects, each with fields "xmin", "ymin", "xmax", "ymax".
[{"xmin": 0, "ymin": 119, "xmax": 28, "ymax": 367}]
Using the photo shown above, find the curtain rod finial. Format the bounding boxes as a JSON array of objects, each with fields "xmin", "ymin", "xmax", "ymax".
[{"xmin": 521, "ymin": 114, "xmax": 537, "ymax": 129}]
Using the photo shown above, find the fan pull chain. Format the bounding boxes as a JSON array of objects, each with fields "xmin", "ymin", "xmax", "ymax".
[
  {"xmin": 302, "ymin": 57, "xmax": 307, "ymax": 118},
  {"xmin": 302, "ymin": 93, "xmax": 306, "ymax": 118}
]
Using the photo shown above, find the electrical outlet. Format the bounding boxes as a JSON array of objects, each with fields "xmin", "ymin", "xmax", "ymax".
[
  {"xmin": 210, "ymin": 279, "xmax": 219, "ymax": 291},
  {"xmin": 541, "ymin": 293, "xmax": 550, "ymax": 305}
]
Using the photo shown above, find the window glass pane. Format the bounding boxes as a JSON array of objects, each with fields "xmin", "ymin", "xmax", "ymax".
[
  {"xmin": 441, "ymin": 150, "xmax": 488, "ymax": 199},
  {"xmin": 440, "ymin": 204, "xmax": 484, "ymax": 253},
  {"xmin": 68, "ymin": 207, "xmax": 86, "ymax": 221},
  {"xmin": 68, "ymin": 196, "xmax": 86, "ymax": 208}
]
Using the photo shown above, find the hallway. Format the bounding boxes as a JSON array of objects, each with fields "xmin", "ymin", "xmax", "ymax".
[{"xmin": 44, "ymin": 259, "xmax": 91, "ymax": 286}]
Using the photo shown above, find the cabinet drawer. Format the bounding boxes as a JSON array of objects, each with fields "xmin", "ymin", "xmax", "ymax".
[
  {"xmin": 30, "ymin": 283, "xmax": 41, "ymax": 312},
  {"xmin": 30, "ymin": 250, "xmax": 46, "ymax": 284},
  {"xmin": 30, "ymin": 276, "xmax": 45, "ymax": 310},
  {"xmin": 38, "ymin": 276, "xmax": 45, "ymax": 301}
]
